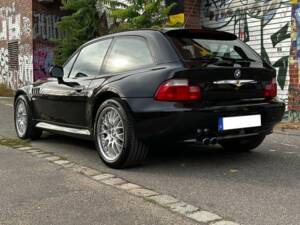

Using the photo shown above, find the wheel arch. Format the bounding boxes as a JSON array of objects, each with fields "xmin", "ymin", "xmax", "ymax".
[{"xmin": 91, "ymin": 91, "xmax": 132, "ymax": 134}]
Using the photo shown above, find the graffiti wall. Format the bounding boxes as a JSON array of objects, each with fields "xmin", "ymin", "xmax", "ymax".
[
  {"xmin": 0, "ymin": 0, "xmax": 64, "ymax": 90},
  {"xmin": 288, "ymin": 1, "xmax": 300, "ymax": 121},
  {"xmin": 0, "ymin": 1, "xmax": 33, "ymax": 89},
  {"xmin": 200, "ymin": 0, "xmax": 300, "ymax": 121}
]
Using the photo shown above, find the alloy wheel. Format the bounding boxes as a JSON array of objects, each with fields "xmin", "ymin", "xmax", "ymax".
[
  {"xmin": 97, "ymin": 106, "xmax": 125, "ymax": 162},
  {"xmin": 15, "ymin": 100, "xmax": 28, "ymax": 137}
]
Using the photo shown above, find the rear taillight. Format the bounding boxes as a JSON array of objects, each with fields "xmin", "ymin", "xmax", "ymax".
[
  {"xmin": 154, "ymin": 79, "xmax": 201, "ymax": 101},
  {"xmin": 264, "ymin": 78, "xmax": 277, "ymax": 98}
]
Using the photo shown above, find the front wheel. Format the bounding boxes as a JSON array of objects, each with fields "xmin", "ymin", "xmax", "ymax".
[
  {"xmin": 94, "ymin": 98, "xmax": 149, "ymax": 168},
  {"xmin": 14, "ymin": 95, "xmax": 42, "ymax": 139},
  {"xmin": 219, "ymin": 135, "xmax": 266, "ymax": 152}
]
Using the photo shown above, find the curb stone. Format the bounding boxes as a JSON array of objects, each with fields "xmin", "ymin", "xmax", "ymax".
[
  {"xmin": 187, "ymin": 210, "xmax": 222, "ymax": 223},
  {"xmin": 3, "ymin": 140, "xmax": 241, "ymax": 225}
]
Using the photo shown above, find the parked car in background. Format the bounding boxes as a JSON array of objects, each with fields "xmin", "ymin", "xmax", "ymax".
[{"xmin": 14, "ymin": 29, "xmax": 285, "ymax": 168}]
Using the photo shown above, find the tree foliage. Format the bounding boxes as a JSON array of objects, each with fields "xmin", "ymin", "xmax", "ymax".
[
  {"xmin": 54, "ymin": 0, "xmax": 102, "ymax": 65},
  {"xmin": 54, "ymin": 0, "xmax": 179, "ymax": 65},
  {"xmin": 106, "ymin": 0, "xmax": 178, "ymax": 32}
]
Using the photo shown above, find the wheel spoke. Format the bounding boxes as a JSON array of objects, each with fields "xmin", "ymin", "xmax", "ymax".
[
  {"xmin": 15, "ymin": 100, "xmax": 28, "ymax": 137},
  {"xmin": 96, "ymin": 106, "xmax": 125, "ymax": 162}
]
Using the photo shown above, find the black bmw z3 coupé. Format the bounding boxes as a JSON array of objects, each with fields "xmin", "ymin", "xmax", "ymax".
[{"xmin": 14, "ymin": 29, "xmax": 285, "ymax": 168}]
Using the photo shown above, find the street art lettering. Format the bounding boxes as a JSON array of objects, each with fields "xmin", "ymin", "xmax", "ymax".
[
  {"xmin": 0, "ymin": 48, "xmax": 9, "ymax": 84},
  {"xmin": 33, "ymin": 13, "xmax": 63, "ymax": 40},
  {"xmin": 19, "ymin": 54, "xmax": 33, "ymax": 85},
  {"xmin": 200, "ymin": 0, "xmax": 300, "ymax": 121},
  {"xmin": 0, "ymin": 3, "xmax": 30, "ymax": 41}
]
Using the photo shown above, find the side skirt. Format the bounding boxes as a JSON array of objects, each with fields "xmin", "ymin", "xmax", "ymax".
[{"xmin": 36, "ymin": 122, "xmax": 91, "ymax": 136}]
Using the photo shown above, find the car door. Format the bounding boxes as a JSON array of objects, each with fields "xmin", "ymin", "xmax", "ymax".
[{"xmin": 33, "ymin": 38, "xmax": 112, "ymax": 128}]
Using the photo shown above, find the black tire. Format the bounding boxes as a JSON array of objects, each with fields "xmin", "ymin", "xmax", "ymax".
[
  {"xmin": 14, "ymin": 95, "xmax": 42, "ymax": 140},
  {"xmin": 94, "ymin": 98, "xmax": 149, "ymax": 168},
  {"xmin": 219, "ymin": 135, "xmax": 265, "ymax": 152}
]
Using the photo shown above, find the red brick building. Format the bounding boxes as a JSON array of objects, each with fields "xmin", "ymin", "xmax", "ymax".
[{"xmin": 0, "ymin": 0, "xmax": 64, "ymax": 89}]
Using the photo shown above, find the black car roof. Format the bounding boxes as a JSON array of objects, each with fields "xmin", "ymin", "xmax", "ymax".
[{"xmin": 85, "ymin": 28, "xmax": 237, "ymax": 45}]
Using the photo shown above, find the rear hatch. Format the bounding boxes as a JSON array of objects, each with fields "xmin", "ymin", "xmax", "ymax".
[{"xmin": 164, "ymin": 29, "xmax": 275, "ymax": 102}]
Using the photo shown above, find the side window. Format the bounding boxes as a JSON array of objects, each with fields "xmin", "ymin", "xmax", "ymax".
[
  {"xmin": 70, "ymin": 39, "xmax": 111, "ymax": 78},
  {"xmin": 63, "ymin": 52, "xmax": 78, "ymax": 77},
  {"xmin": 103, "ymin": 37, "xmax": 154, "ymax": 74}
]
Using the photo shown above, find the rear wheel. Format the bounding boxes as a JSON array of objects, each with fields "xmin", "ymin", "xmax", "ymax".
[
  {"xmin": 219, "ymin": 135, "xmax": 265, "ymax": 152},
  {"xmin": 94, "ymin": 98, "xmax": 149, "ymax": 168},
  {"xmin": 14, "ymin": 95, "xmax": 42, "ymax": 139}
]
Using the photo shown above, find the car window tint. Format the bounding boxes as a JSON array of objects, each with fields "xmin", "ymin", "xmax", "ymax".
[
  {"xmin": 103, "ymin": 37, "xmax": 154, "ymax": 74},
  {"xmin": 70, "ymin": 39, "xmax": 111, "ymax": 78},
  {"xmin": 63, "ymin": 52, "xmax": 78, "ymax": 77}
]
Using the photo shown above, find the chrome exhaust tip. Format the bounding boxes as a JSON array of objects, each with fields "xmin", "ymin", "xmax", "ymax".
[
  {"xmin": 210, "ymin": 137, "xmax": 218, "ymax": 145},
  {"xmin": 202, "ymin": 138, "xmax": 210, "ymax": 145}
]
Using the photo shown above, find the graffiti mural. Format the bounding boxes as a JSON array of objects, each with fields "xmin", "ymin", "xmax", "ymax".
[
  {"xmin": 33, "ymin": 48, "xmax": 53, "ymax": 81},
  {"xmin": 200, "ymin": 0, "xmax": 300, "ymax": 121},
  {"xmin": 288, "ymin": 2, "xmax": 300, "ymax": 121},
  {"xmin": 33, "ymin": 13, "xmax": 63, "ymax": 40},
  {"xmin": 0, "ymin": 2, "xmax": 33, "ymax": 89}
]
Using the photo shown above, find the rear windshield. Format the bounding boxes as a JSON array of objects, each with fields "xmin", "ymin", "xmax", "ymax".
[{"xmin": 169, "ymin": 35, "xmax": 261, "ymax": 62}]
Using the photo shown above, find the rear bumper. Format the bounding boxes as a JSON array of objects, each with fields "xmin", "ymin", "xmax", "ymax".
[{"xmin": 125, "ymin": 98, "xmax": 285, "ymax": 141}]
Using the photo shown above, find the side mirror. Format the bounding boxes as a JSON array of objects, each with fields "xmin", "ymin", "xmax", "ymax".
[{"xmin": 49, "ymin": 65, "xmax": 64, "ymax": 79}]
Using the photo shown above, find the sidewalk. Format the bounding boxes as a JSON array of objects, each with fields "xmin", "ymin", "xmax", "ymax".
[{"xmin": 0, "ymin": 145, "xmax": 196, "ymax": 225}]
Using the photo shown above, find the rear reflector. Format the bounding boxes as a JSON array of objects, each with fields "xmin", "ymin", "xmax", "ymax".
[
  {"xmin": 154, "ymin": 79, "xmax": 201, "ymax": 101},
  {"xmin": 264, "ymin": 78, "xmax": 277, "ymax": 98}
]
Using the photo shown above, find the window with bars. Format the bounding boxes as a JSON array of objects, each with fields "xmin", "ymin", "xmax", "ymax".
[{"xmin": 8, "ymin": 41, "xmax": 19, "ymax": 71}]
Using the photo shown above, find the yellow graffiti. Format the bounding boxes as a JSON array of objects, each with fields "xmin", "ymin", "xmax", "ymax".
[{"xmin": 167, "ymin": 13, "xmax": 184, "ymax": 26}]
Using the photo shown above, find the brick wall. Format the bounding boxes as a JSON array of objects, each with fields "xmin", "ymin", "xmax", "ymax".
[
  {"xmin": 184, "ymin": 0, "xmax": 200, "ymax": 28},
  {"xmin": 0, "ymin": 0, "xmax": 33, "ymax": 89}
]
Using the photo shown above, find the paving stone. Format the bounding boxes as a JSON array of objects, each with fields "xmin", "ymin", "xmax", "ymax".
[
  {"xmin": 26, "ymin": 149, "xmax": 41, "ymax": 154},
  {"xmin": 17, "ymin": 146, "xmax": 32, "ymax": 151},
  {"xmin": 45, "ymin": 156, "xmax": 61, "ymax": 161},
  {"xmin": 54, "ymin": 160, "xmax": 70, "ymax": 165},
  {"xmin": 69, "ymin": 164, "xmax": 86, "ymax": 173},
  {"xmin": 92, "ymin": 173, "xmax": 115, "ymax": 181},
  {"xmin": 187, "ymin": 210, "xmax": 222, "ymax": 223},
  {"xmin": 80, "ymin": 167, "xmax": 100, "ymax": 177},
  {"xmin": 36, "ymin": 153, "xmax": 52, "ymax": 158},
  {"xmin": 31, "ymin": 151, "xmax": 43, "ymax": 156},
  {"xmin": 168, "ymin": 201, "xmax": 198, "ymax": 215},
  {"xmin": 61, "ymin": 162, "xmax": 76, "ymax": 168},
  {"xmin": 129, "ymin": 188, "xmax": 159, "ymax": 197},
  {"xmin": 13, "ymin": 145, "xmax": 24, "ymax": 148},
  {"xmin": 147, "ymin": 194, "xmax": 178, "ymax": 205},
  {"xmin": 211, "ymin": 221, "xmax": 240, "ymax": 225},
  {"xmin": 117, "ymin": 183, "xmax": 141, "ymax": 191},
  {"xmin": 101, "ymin": 177, "xmax": 127, "ymax": 186}
]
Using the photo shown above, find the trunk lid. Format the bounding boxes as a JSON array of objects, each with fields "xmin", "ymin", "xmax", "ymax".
[{"xmin": 173, "ymin": 66, "xmax": 274, "ymax": 101}]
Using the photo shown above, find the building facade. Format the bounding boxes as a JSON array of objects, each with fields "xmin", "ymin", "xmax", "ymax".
[{"xmin": 0, "ymin": 0, "xmax": 64, "ymax": 90}]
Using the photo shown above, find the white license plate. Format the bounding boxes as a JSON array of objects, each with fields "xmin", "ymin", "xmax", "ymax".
[{"xmin": 218, "ymin": 114, "xmax": 261, "ymax": 131}]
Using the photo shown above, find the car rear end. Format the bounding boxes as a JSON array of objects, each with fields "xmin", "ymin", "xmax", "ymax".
[{"xmin": 133, "ymin": 29, "xmax": 285, "ymax": 143}]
